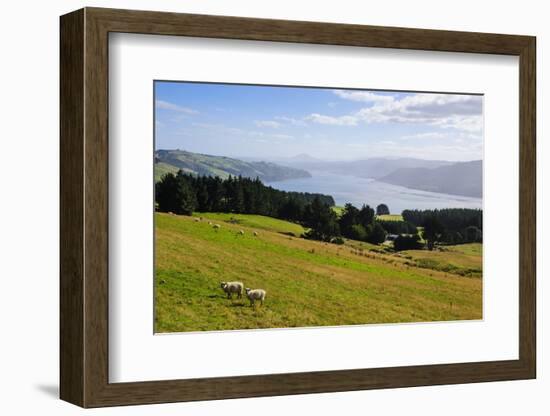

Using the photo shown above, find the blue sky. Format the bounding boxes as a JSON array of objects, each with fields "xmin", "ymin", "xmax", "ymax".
[{"xmin": 155, "ymin": 81, "xmax": 483, "ymax": 161}]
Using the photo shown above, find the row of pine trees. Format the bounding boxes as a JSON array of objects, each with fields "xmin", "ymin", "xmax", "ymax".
[{"xmin": 155, "ymin": 171, "xmax": 483, "ymax": 249}]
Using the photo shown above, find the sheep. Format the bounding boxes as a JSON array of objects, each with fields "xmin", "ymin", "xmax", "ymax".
[
  {"xmin": 245, "ymin": 288, "xmax": 266, "ymax": 307},
  {"xmin": 194, "ymin": 217, "xmax": 201, "ymax": 222},
  {"xmin": 220, "ymin": 281, "xmax": 244, "ymax": 299},
  {"xmin": 253, "ymin": 231, "xmax": 258, "ymax": 237},
  {"xmin": 213, "ymin": 224, "xmax": 221, "ymax": 231},
  {"xmin": 238, "ymin": 230, "xmax": 245, "ymax": 236},
  {"xmin": 208, "ymin": 221, "xmax": 213, "ymax": 225}
]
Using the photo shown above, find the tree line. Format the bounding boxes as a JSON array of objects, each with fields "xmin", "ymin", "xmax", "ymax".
[
  {"xmin": 402, "ymin": 208, "xmax": 482, "ymax": 247},
  {"xmin": 156, "ymin": 171, "xmax": 334, "ymax": 219},
  {"xmin": 156, "ymin": 171, "xmax": 483, "ymax": 250},
  {"xmin": 155, "ymin": 171, "xmax": 389, "ymax": 244}
]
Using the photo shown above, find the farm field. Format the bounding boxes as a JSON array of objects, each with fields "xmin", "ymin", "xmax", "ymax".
[
  {"xmin": 155, "ymin": 212, "xmax": 482, "ymax": 333},
  {"xmin": 376, "ymin": 214, "xmax": 404, "ymax": 221},
  {"xmin": 331, "ymin": 206, "xmax": 344, "ymax": 217}
]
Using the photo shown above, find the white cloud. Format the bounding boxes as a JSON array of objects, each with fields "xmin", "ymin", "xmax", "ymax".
[
  {"xmin": 432, "ymin": 114, "xmax": 483, "ymax": 132},
  {"xmin": 310, "ymin": 93, "xmax": 483, "ymax": 132},
  {"xmin": 155, "ymin": 100, "xmax": 198, "ymax": 114},
  {"xmin": 306, "ymin": 113, "xmax": 358, "ymax": 126},
  {"xmin": 274, "ymin": 116, "xmax": 308, "ymax": 126},
  {"xmin": 333, "ymin": 90, "xmax": 394, "ymax": 103},
  {"xmin": 400, "ymin": 132, "xmax": 447, "ymax": 140},
  {"xmin": 254, "ymin": 120, "xmax": 281, "ymax": 128},
  {"xmin": 249, "ymin": 131, "xmax": 293, "ymax": 140},
  {"xmin": 272, "ymin": 134, "xmax": 293, "ymax": 140}
]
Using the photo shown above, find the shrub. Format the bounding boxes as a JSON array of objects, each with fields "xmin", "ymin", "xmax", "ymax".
[
  {"xmin": 350, "ymin": 224, "xmax": 368, "ymax": 241},
  {"xmin": 393, "ymin": 234, "xmax": 423, "ymax": 251},
  {"xmin": 366, "ymin": 222, "xmax": 387, "ymax": 245}
]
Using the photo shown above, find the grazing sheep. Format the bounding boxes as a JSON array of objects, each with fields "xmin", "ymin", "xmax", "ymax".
[
  {"xmin": 208, "ymin": 221, "xmax": 213, "ymax": 225},
  {"xmin": 194, "ymin": 217, "xmax": 201, "ymax": 222},
  {"xmin": 213, "ymin": 224, "xmax": 221, "ymax": 231},
  {"xmin": 245, "ymin": 288, "xmax": 266, "ymax": 307},
  {"xmin": 253, "ymin": 231, "xmax": 258, "ymax": 237},
  {"xmin": 220, "ymin": 281, "xmax": 244, "ymax": 299},
  {"xmin": 238, "ymin": 230, "xmax": 245, "ymax": 236}
]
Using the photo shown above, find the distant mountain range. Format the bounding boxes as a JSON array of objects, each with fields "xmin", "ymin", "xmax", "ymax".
[
  {"xmin": 156, "ymin": 150, "xmax": 482, "ymax": 199},
  {"xmin": 272, "ymin": 153, "xmax": 481, "ymax": 198},
  {"xmin": 378, "ymin": 160, "xmax": 482, "ymax": 198},
  {"xmin": 276, "ymin": 156, "xmax": 454, "ymax": 179},
  {"xmin": 154, "ymin": 149, "xmax": 311, "ymax": 182}
]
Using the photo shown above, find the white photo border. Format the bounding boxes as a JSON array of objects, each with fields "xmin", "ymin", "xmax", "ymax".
[{"xmin": 108, "ymin": 33, "xmax": 519, "ymax": 383}]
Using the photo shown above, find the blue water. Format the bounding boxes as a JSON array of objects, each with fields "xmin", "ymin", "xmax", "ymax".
[{"xmin": 267, "ymin": 171, "xmax": 482, "ymax": 213}]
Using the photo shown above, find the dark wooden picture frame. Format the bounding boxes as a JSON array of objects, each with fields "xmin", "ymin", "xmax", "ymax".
[{"xmin": 60, "ymin": 7, "xmax": 536, "ymax": 408}]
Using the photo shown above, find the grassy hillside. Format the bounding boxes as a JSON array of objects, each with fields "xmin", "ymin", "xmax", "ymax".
[
  {"xmin": 155, "ymin": 149, "xmax": 311, "ymax": 182},
  {"xmin": 154, "ymin": 162, "xmax": 180, "ymax": 182},
  {"xmin": 155, "ymin": 212, "xmax": 482, "ymax": 332},
  {"xmin": 396, "ymin": 244, "xmax": 482, "ymax": 278},
  {"xmin": 193, "ymin": 212, "xmax": 306, "ymax": 237}
]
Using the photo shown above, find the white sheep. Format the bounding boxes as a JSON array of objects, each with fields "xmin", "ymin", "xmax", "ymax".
[
  {"xmin": 245, "ymin": 288, "xmax": 266, "ymax": 307},
  {"xmin": 213, "ymin": 224, "xmax": 221, "ymax": 231},
  {"xmin": 220, "ymin": 281, "xmax": 244, "ymax": 299},
  {"xmin": 253, "ymin": 231, "xmax": 258, "ymax": 237},
  {"xmin": 194, "ymin": 217, "xmax": 201, "ymax": 222},
  {"xmin": 208, "ymin": 221, "xmax": 213, "ymax": 225},
  {"xmin": 238, "ymin": 230, "xmax": 245, "ymax": 236}
]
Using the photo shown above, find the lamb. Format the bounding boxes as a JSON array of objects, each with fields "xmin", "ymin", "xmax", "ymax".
[
  {"xmin": 220, "ymin": 281, "xmax": 244, "ymax": 299},
  {"xmin": 245, "ymin": 288, "xmax": 266, "ymax": 307}
]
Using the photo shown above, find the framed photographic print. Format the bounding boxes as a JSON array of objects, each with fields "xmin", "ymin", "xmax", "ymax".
[{"xmin": 60, "ymin": 7, "xmax": 536, "ymax": 408}]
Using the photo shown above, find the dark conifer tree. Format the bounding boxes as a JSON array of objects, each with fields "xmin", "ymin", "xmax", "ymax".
[
  {"xmin": 339, "ymin": 203, "xmax": 360, "ymax": 237},
  {"xmin": 366, "ymin": 222, "xmax": 387, "ymax": 244},
  {"xmin": 376, "ymin": 203, "xmax": 390, "ymax": 216},
  {"xmin": 357, "ymin": 204, "xmax": 375, "ymax": 229},
  {"xmin": 155, "ymin": 172, "xmax": 197, "ymax": 215},
  {"xmin": 303, "ymin": 197, "xmax": 340, "ymax": 241},
  {"xmin": 422, "ymin": 215, "xmax": 445, "ymax": 250}
]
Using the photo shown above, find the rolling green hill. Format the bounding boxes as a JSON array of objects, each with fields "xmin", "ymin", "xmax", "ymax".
[
  {"xmin": 155, "ymin": 212, "xmax": 482, "ymax": 332},
  {"xmin": 155, "ymin": 149, "xmax": 312, "ymax": 182},
  {"xmin": 192, "ymin": 212, "xmax": 306, "ymax": 237}
]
